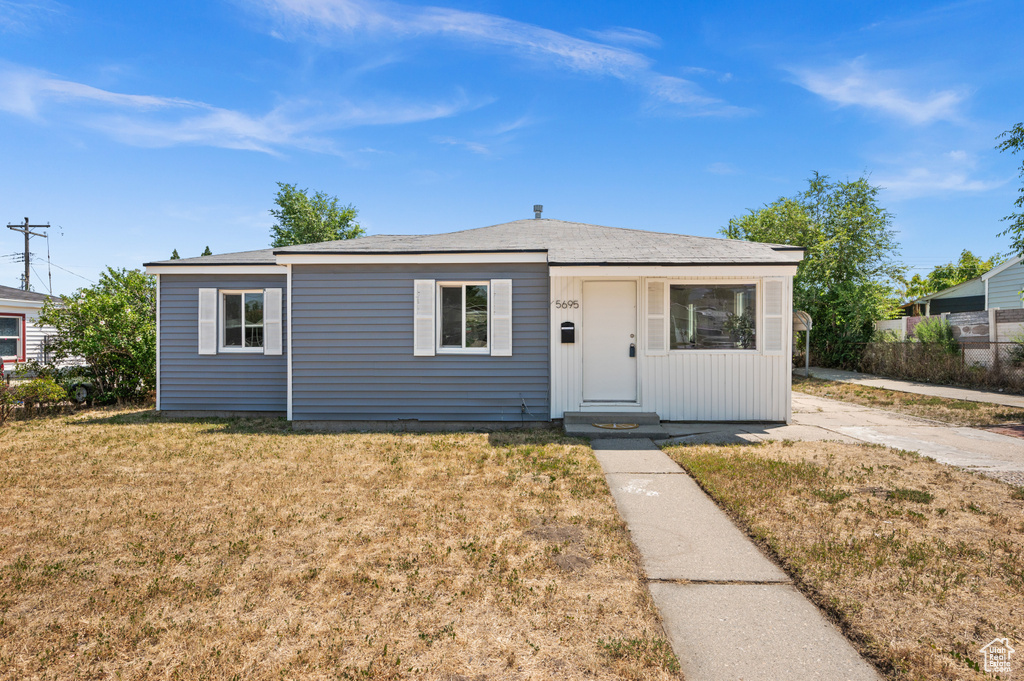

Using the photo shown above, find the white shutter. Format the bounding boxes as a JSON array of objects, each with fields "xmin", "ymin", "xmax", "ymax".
[
  {"xmin": 490, "ymin": 279, "xmax": 512, "ymax": 357},
  {"xmin": 263, "ymin": 288, "xmax": 283, "ymax": 356},
  {"xmin": 763, "ymin": 279, "xmax": 785, "ymax": 354},
  {"xmin": 413, "ymin": 280, "xmax": 436, "ymax": 357},
  {"xmin": 646, "ymin": 280, "xmax": 667, "ymax": 355},
  {"xmin": 198, "ymin": 288, "xmax": 217, "ymax": 355}
]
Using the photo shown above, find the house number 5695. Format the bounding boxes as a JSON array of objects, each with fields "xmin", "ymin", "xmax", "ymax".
[{"xmin": 552, "ymin": 300, "xmax": 579, "ymax": 309}]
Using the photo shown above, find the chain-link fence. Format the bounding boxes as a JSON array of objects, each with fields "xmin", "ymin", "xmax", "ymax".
[{"xmin": 858, "ymin": 341, "xmax": 1024, "ymax": 393}]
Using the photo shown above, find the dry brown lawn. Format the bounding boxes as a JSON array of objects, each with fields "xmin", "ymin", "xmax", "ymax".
[
  {"xmin": 793, "ymin": 375, "xmax": 1024, "ymax": 426},
  {"xmin": 664, "ymin": 440, "xmax": 1024, "ymax": 681},
  {"xmin": 0, "ymin": 408, "xmax": 680, "ymax": 680}
]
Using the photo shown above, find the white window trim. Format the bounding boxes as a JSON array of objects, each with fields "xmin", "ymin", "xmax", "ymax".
[
  {"xmin": 435, "ymin": 281, "xmax": 490, "ymax": 354},
  {"xmin": 0, "ymin": 313, "xmax": 23, "ymax": 361},
  {"xmin": 219, "ymin": 289, "xmax": 266, "ymax": 353},
  {"xmin": 665, "ymin": 279, "xmax": 762, "ymax": 354}
]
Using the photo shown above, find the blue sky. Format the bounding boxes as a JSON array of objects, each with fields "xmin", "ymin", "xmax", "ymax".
[{"xmin": 1, "ymin": 0, "xmax": 1021, "ymax": 294}]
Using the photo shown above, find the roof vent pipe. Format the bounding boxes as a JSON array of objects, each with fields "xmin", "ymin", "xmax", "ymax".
[{"xmin": 533, "ymin": 204, "xmax": 543, "ymax": 219}]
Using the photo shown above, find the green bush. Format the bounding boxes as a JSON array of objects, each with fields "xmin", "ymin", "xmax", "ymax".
[
  {"xmin": 0, "ymin": 383, "xmax": 17, "ymax": 426},
  {"xmin": 15, "ymin": 361, "xmax": 96, "ymax": 403},
  {"xmin": 911, "ymin": 317, "xmax": 960, "ymax": 355},
  {"xmin": 872, "ymin": 328, "xmax": 902, "ymax": 343},
  {"xmin": 1010, "ymin": 333, "xmax": 1024, "ymax": 367},
  {"xmin": 13, "ymin": 377, "xmax": 67, "ymax": 414}
]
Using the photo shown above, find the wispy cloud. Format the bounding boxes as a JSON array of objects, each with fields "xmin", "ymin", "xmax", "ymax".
[
  {"xmin": 706, "ymin": 162, "xmax": 739, "ymax": 175},
  {"xmin": 0, "ymin": 67, "xmax": 203, "ymax": 119},
  {"xmin": 581, "ymin": 26, "xmax": 661, "ymax": 49},
  {"xmin": 250, "ymin": 0, "xmax": 740, "ymax": 116},
  {"xmin": 433, "ymin": 136, "xmax": 491, "ymax": 155},
  {"xmin": 680, "ymin": 65, "xmax": 733, "ymax": 84},
  {"xmin": 877, "ymin": 150, "xmax": 1005, "ymax": 199},
  {"xmin": 791, "ymin": 57, "xmax": 967, "ymax": 125},
  {"xmin": 0, "ymin": 64, "xmax": 478, "ymax": 153},
  {"xmin": 0, "ymin": 0, "xmax": 66, "ymax": 34},
  {"xmin": 431, "ymin": 114, "xmax": 537, "ymax": 157}
]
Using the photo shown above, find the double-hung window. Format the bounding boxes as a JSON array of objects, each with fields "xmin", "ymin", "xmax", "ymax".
[
  {"xmin": 221, "ymin": 291, "xmax": 264, "ymax": 351},
  {"xmin": 0, "ymin": 315, "xmax": 21, "ymax": 360},
  {"xmin": 438, "ymin": 282, "xmax": 488, "ymax": 352},
  {"xmin": 669, "ymin": 284, "xmax": 757, "ymax": 350}
]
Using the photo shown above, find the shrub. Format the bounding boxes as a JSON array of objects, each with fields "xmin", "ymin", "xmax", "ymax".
[
  {"xmin": 0, "ymin": 382, "xmax": 17, "ymax": 426},
  {"xmin": 1010, "ymin": 333, "xmax": 1024, "ymax": 367},
  {"xmin": 15, "ymin": 360, "xmax": 96, "ymax": 404},
  {"xmin": 13, "ymin": 377, "xmax": 67, "ymax": 415},
  {"xmin": 911, "ymin": 317, "xmax": 959, "ymax": 355},
  {"xmin": 872, "ymin": 328, "xmax": 902, "ymax": 343}
]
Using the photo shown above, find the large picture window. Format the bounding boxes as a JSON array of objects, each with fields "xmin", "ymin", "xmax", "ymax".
[
  {"xmin": 438, "ymin": 283, "xmax": 488, "ymax": 351},
  {"xmin": 0, "ymin": 316, "xmax": 21, "ymax": 359},
  {"xmin": 670, "ymin": 284, "xmax": 757, "ymax": 350},
  {"xmin": 221, "ymin": 291, "xmax": 264, "ymax": 350}
]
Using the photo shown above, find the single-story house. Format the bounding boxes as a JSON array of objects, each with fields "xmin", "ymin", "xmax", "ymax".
[
  {"xmin": 902, "ymin": 255, "xmax": 1024, "ymax": 316},
  {"xmin": 0, "ymin": 284, "xmax": 56, "ymax": 372},
  {"xmin": 144, "ymin": 216, "xmax": 804, "ymax": 426},
  {"xmin": 902, "ymin": 277, "xmax": 986, "ymax": 316}
]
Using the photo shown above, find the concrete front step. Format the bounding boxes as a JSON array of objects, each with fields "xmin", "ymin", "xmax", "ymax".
[
  {"xmin": 563, "ymin": 411, "xmax": 661, "ymax": 425},
  {"xmin": 564, "ymin": 424, "xmax": 670, "ymax": 439}
]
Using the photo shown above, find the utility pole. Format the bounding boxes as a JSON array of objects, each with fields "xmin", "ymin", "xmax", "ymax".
[{"xmin": 6, "ymin": 218, "xmax": 49, "ymax": 292}]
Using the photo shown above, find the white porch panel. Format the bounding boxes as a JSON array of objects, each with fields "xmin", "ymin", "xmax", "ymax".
[{"xmin": 550, "ymin": 273, "xmax": 794, "ymax": 422}]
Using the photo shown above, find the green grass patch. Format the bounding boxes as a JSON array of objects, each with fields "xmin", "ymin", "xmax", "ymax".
[
  {"xmin": 598, "ymin": 637, "xmax": 680, "ymax": 674},
  {"xmin": 887, "ymin": 488, "xmax": 934, "ymax": 504}
]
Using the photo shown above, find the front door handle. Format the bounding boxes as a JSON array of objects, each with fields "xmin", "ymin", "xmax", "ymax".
[{"xmin": 629, "ymin": 343, "xmax": 636, "ymax": 358}]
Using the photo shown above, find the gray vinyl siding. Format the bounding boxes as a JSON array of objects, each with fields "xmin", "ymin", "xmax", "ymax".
[
  {"xmin": 159, "ymin": 273, "xmax": 287, "ymax": 412},
  {"xmin": 988, "ymin": 261, "xmax": 1024, "ymax": 309},
  {"xmin": 291, "ymin": 263, "xmax": 549, "ymax": 421}
]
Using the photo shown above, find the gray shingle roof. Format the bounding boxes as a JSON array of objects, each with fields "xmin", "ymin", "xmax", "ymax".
[
  {"xmin": 144, "ymin": 248, "xmax": 278, "ymax": 267},
  {"xmin": 146, "ymin": 219, "xmax": 803, "ymax": 267},
  {"xmin": 0, "ymin": 284, "xmax": 53, "ymax": 303},
  {"xmin": 276, "ymin": 220, "xmax": 802, "ymax": 265}
]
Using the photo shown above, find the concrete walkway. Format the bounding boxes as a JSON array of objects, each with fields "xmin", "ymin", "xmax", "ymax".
[
  {"xmin": 593, "ymin": 438, "xmax": 882, "ymax": 680},
  {"xmin": 807, "ymin": 366, "xmax": 1024, "ymax": 408},
  {"xmin": 659, "ymin": 393, "xmax": 1024, "ymax": 487}
]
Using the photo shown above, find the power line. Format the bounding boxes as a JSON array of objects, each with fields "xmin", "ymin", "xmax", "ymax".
[
  {"xmin": 30, "ymin": 265, "xmax": 49, "ymax": 294},
  {"xmin": 47, "ymin": 261, "xmax": 94, "ymax": 284}
]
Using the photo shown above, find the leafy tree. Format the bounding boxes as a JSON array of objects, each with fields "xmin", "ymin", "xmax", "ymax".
[
  {"xmin": 170, "ymin": 249, "xmax": 180, "ymax": 260},
  {"xmin": 722, "ymin": 173, "xmax": 905, "ymax": 368},
  {"xmin": 36, "ymin": 267, "xmax": 155, "ymax": 403},
  {"xmin": 997, "ymin": 122, "xmax": 1024, "ymax": 256},
  {"xmin": 270, "ymin": 182, "xmax": 364, "ymax": 247},
  {"xmin": 898, "ymin": 250, "xmax": 1003, "ymax": 301},
  {"xmin": 201, "ymin": 246, "xmax": 212, "ymax": 256}
]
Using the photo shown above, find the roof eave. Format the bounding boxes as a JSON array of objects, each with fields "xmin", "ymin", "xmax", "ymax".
[
  {"xmin": 548, "ymin": 260, "xmax": 804, "ymax": 267},
  {"xmin": 270, "ymin": 248, "xmax": 549, "ymax": 256}
]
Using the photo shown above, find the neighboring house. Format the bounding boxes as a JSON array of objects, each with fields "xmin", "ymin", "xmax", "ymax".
[
  {"xmin": 0, "ymin": 285, "xmax": 56, "ymax": 371},
  {"xmin": 144, "ymin": 217, "xmax": 804, "ymax": 426},
  {"xmin": 902, "ymin": 255, "xmax": 1024, "ymax": 316},
  {"xmin": 902, "ymin": 277, "xmax": 986, "ymax": 316}
]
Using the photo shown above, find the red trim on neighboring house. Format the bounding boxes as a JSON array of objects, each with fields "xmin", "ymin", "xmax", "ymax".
[{"xmin": 0, "ymin": 313, "xmax": 27, "ymax": 362}]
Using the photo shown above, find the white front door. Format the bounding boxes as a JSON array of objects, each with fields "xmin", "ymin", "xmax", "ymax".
[{"xmin": 582, "ymin": 280, "xmax": 638, "ymax": 402}]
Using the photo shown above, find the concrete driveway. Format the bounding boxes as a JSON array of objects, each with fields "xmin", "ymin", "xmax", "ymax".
[{"xmin": 660, "ymin": 392, "xmax": 1024, "ymax": 487}]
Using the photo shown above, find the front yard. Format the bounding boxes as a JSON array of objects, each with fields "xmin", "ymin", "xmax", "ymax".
[
  {"xmin": 665, "ymin": 439, "xmax": 1024, "ymax": 681},
  {"xmin": 0, "ymin": 410, "xmax": 679, "ymax": 680}
]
